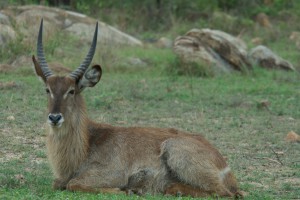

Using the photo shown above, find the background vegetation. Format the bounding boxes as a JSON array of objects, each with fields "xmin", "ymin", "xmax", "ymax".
[
  {"xmin": 3, "ymin": 0, "xmax": 300, "ymax": 33},
  {"xmin": 1, "ymin": 0, "xmax": 300, "ymax": 199}
]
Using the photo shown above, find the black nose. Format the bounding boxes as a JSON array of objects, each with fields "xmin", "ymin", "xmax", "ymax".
[{"xmin": 48, "ymin": 113, "xmax": 62, "ymax": 124}]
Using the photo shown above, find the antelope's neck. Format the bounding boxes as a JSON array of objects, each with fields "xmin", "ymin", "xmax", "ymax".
[{"xmin": 46, "ymin": 109, "xmax": 90, "ymax": 180}]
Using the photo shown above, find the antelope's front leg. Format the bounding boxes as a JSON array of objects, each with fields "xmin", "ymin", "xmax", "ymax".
[
  {"xmin": 66, "ymin": 169, "xmax": 126, "ymax": 195},
  {"xmin": 67, "ymin": 182, "xmax": 125, "ymax": 194},
  {"xmin": 53, "ymin": 178, "xmax": 70, "ymax": 190}
]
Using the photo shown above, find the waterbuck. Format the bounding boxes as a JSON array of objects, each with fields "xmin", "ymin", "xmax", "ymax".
[{"xmin": 33, "ymin": 19, "xmax": 242, "ymax": 198}]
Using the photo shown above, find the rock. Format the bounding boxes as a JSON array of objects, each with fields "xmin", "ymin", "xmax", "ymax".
[
  {"xmin": 289, "ymin": 31, "xmax": 300, "ymax": 50},
  {"xmin": 256, "ymin": 13, "xmax": 272, "ymax": 28},
  {"xmin": 174, "ymin": 35, "xmax": 230, "ymax": 75},
  {"xmin": 66, "ymin": 21, "xmax": 143, "ymax": 46},
  {"xmin": 126, "ymin": 57, "xmax": 148, "ymax": 68},
  {"xmin": 285, "ymin": 131, "xmax": 300, "ymax": 142},
  {"xmin": 0, "ymin": 12, "xmax": 11, "ymax": 25},
  {"xmin": 173, "ymin": 28, "xmax": 252, "ymax": 75},
  {"xmin": 251, "ymin": 37, "xmax": 263, "ymax": 45},
  {"xmin": 0, "ymin": 24, "xmax": 16, "ymax": 46},
  {"xmin": 249, "ymin": 45, "xmax": 294, "ymax": 71},
  {"xmin": 16, "ymin": 10, "xmax": 60, "ymax": 41},
  {"xmin": 7, "ymin": 115, "xmax": 15, "ymax": 121},
  {"xmin": 2, "ymin": 5, "xmax": 143, "ymax": 47},
  {"xmin": 156, "ymin": 37, "xmax": 173, "ymax": 49},
  {"xmin": 65, "ymin": 22, "xmax": 96, "ymax": 40},
  {"xmin": 118, "ymin": 57, "xmax": 148, "ymax": 69},
  {"xmin": 63, "ymin": 18, "xmax": 72, "ymax": 28}
]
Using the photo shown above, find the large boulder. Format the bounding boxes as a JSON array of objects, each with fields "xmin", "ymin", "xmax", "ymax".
[
  {"xmin": 173, "ymin": 28, "xmax": 252, "ymax": 75},
  {"xmin": 0, "ymin": 24, "xmax": 16, "ymax": 46},
  {"xmin": 0, "ymin": 12, "xmax": 16, "ymax": 46},
  {"xmin": 249, "ymin": 45, "xmax": 294, "ymax": 71},
  {"xmin": 0, "ymin": 12, "xmax": 10, "ymax": 25},
  {"xmin": 1, "ymin": 5, "xmax": 143, "ymax": 46}
]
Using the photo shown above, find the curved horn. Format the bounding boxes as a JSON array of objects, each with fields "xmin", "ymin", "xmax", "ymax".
[
  {"xmin": 37, "ymin": 19, "xmax": 53, "ymax": 78},
  {"xmin": 69, "ymin": 22, "xmax": 98, "ymax": 80}
]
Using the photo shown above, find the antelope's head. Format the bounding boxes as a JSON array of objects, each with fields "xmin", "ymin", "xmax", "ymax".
[{"xmin": 33, "ymin": 19, "xmax": 102, "ymax": 128}]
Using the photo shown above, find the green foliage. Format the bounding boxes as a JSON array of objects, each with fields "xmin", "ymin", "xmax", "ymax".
[
  {"xmin": 4, "ymin": 0, "xmax": 300, "ymax": 38},
  {"xmin": 217, "ymin": 0, "xmax": 298, "ymax": 17},
  {"xmin": 0, "ymin": 0, "xmax": 40, "ymax": 8}
]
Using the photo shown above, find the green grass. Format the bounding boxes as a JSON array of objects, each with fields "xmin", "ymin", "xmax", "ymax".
[
  {"xmin": 1, "ymin": 3, "xmax": 300, "ymax": 198},
  {"xmin": 1, "ymin": 62, "xmax": 300, "ymax": 199}
]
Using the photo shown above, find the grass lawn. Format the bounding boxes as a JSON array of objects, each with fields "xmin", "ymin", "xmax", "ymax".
[{"xmin": 1, "ymin": 58, "xmax": 299, "ymax": 199}]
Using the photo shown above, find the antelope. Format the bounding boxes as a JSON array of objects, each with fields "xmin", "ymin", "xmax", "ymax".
[{"xmin": 32, "ymin": 19, "xmax": 242, "ymax": 198}]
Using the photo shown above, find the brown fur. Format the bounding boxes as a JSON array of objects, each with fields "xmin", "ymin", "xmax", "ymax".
[{"xmin": 33, "ymin": 59, "xmax": 241, "ymax": 198}]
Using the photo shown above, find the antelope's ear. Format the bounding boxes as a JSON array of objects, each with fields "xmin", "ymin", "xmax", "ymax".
[
  {"xmin": 32, "ymin": 55, "xmax": 47, "ymax": 83},
  {"xmin": 78, "ymin": 64, "xmax": 102, "ymax": 92}
]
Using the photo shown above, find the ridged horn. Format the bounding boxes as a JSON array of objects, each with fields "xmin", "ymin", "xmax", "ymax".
[
  {"xmin": 37, "ymin": 19, "xmax": 53, "ymax": 78},
  {"xmin": 69, "ymin": 22, "xmax": 98, "ymax": 80}
]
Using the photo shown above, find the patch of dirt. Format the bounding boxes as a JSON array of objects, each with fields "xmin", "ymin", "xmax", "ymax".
[
  {"xmin": 0, "ymin": 81, "xmax": 18, "ymax": 89},
  {"xmin": 15, "ymin": 135, "xmax": 45, "ymax": 149},
  {"xmin": 0, "ymin": 151, "xmax": 23, "ymax": 162},
  {"xmin": 0, "ymin": 64, "xmax": 14, "ymax": 72},
  {"xmin": 0, "ymin": 126, "xmax": 46, "ymax": 163},
  {"xmin": 278, "ymin": 177, "xmax": 300, "ymax": 185}
]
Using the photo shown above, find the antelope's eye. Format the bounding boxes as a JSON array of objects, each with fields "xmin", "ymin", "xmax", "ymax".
[
  {"xmin": 46, "ymin": 88, "xmax": 50, "ymax": 94},
  {"xmin": 68, "ymin": 89, "xmax": 75, "ymax": 95}
]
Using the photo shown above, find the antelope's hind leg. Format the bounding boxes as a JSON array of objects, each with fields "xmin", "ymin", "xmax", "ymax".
[
  {"xmin": 165, "ymin": 183, "xmax": 211, "ymax": 197},
  {"xmin": 161, "ymin": 137, "xmax": 235, "ymax": 197},
  {"xmin": 165, "ymin": 183, "xmax": 243, "ymax": 199}
]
